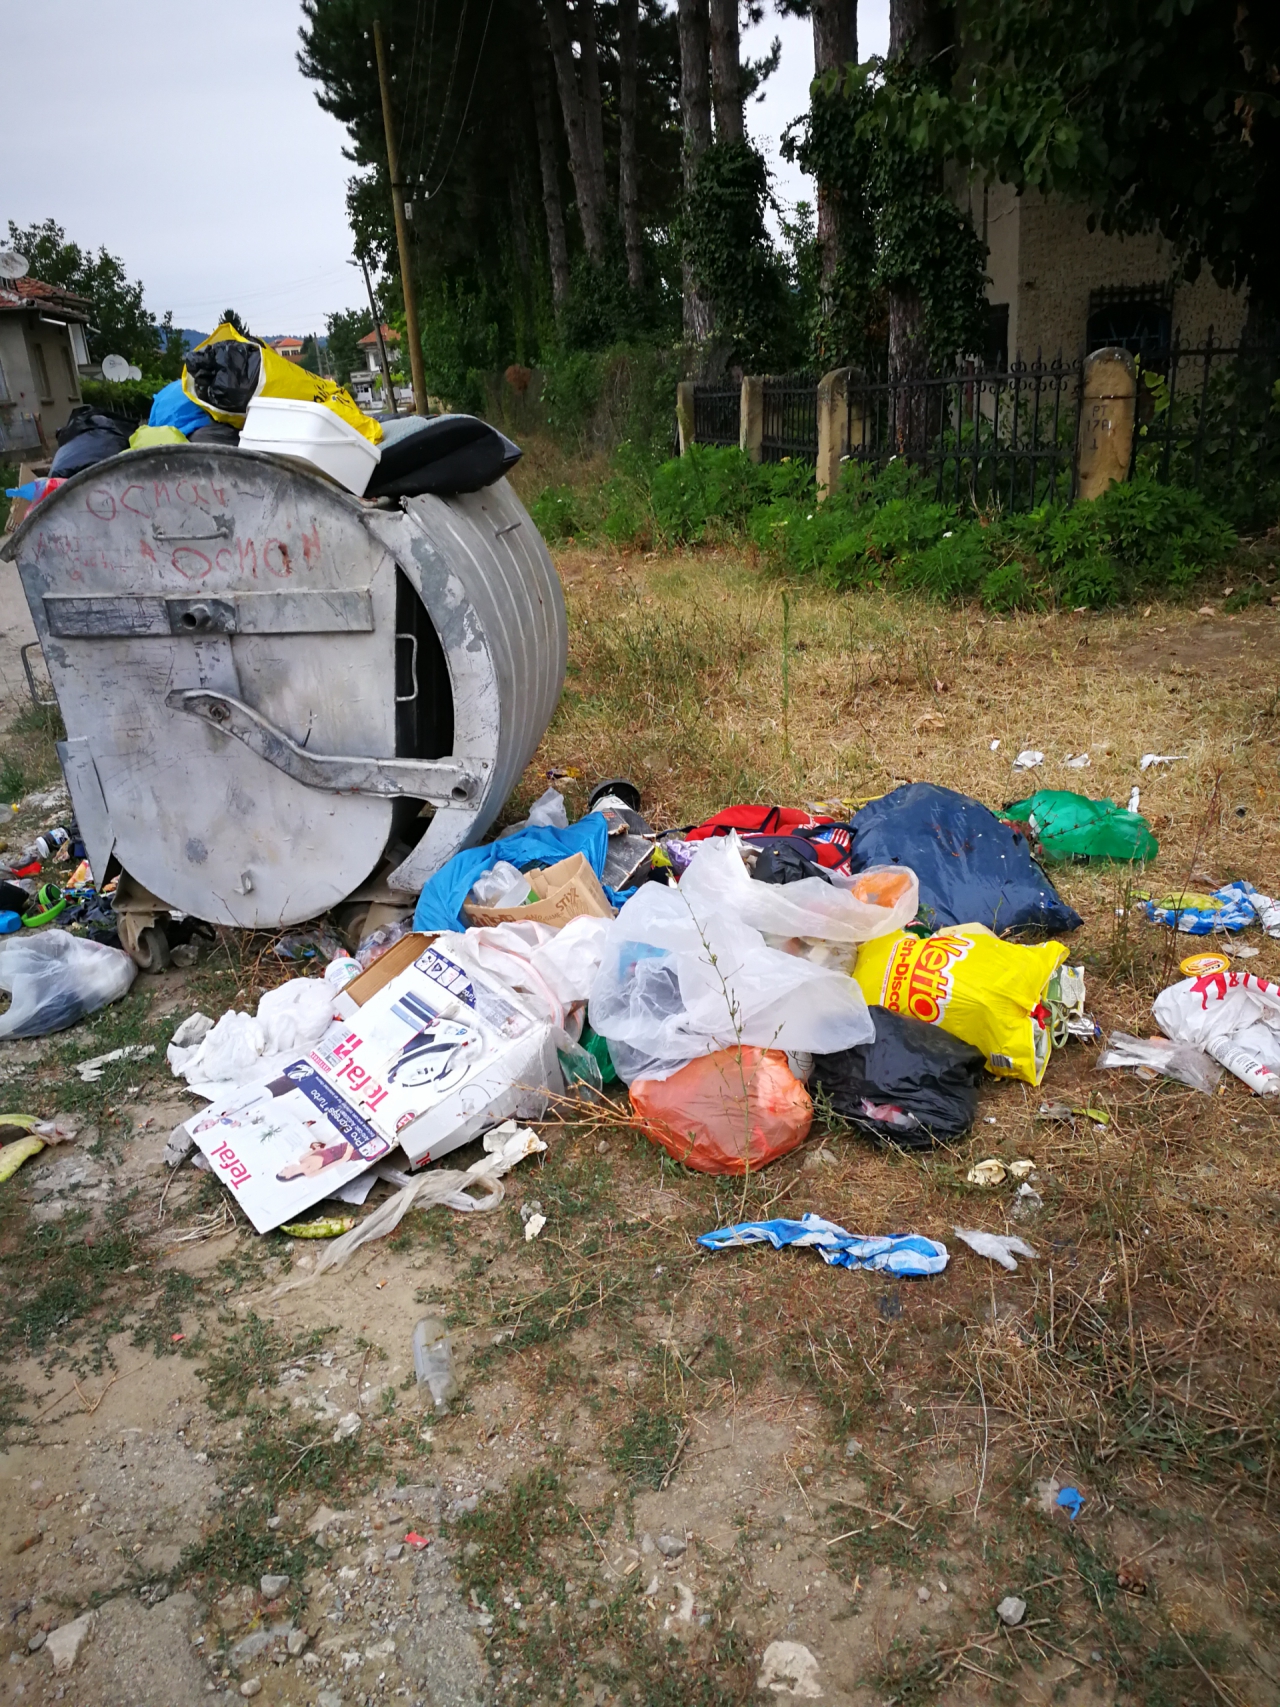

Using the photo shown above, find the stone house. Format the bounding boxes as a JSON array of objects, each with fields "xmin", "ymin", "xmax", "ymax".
[{"xmin": 0, "ymin": 277, "xmax": 92, "ymax": 457}]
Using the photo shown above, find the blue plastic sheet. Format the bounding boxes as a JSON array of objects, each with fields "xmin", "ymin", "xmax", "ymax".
[
  {"xmin": 848, "ymin": 783, "xmax": 1082, "ymax": 935},
  {"xmin": 412, "ymin": 814, "xmax": 631, "ymax": 933},
  {"xmin": 697, "ymin": 1213, "xmax": 948, "ymax": 1276},
  {"xmin": 1055, "ymin": 1486, "xmax": 1085, "ymax": 1520}
]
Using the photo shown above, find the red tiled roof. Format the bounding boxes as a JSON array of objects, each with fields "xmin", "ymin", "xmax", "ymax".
[
  {"xmin": 358, "ymin": 324, "xmax": 400, "ymax": 346},
  {"xmin": 0, "ymin": 276, "xmax": 91, "ymax": 318}
]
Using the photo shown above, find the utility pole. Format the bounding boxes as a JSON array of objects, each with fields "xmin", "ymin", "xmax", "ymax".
[
  {"xmin": 373, "ymin": 17, "xmax": 427, "ymax": 416},
  {"xmin": 357, "ymin": 254, "xmax": 399, "ymax": 415}
]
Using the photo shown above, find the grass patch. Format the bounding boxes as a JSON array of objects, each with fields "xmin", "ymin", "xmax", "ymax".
[
  {"xmin": 198, "ymin": 1312, "xmax": 331, "ymax": 1416},
  {"xmin": 604, "ymin": 1404, "xmax": 686, "ymax": 1489},
  {"xmin": 179, "ymin": 1496, "xmax": 325, "ymax": 1591}
]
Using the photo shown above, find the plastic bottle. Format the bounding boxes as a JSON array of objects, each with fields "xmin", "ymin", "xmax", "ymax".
[{"xmin": 412, "ymin": 1317, "xmax": 458, "ymax": 1410}]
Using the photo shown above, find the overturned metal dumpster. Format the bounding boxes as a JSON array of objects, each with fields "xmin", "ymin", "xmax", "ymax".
[{"xmin": 0, "ymin": 447, "xmax": 566, "ymax": 953}]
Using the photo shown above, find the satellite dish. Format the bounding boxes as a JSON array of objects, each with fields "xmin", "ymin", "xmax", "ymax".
[
  {"xmin": 126, "ymin": 364, "xmax": 143, "ymax": 381},
  {"xmin": 0, "ymin": 250, "xmax": 28, "ymax": 280},
  {"xmin": 101, "ymin": 354, "xmax": 130, "ymax": 382}
]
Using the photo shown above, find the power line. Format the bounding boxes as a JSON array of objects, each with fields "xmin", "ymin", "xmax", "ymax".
[{"xmin": 422, "ymin": 0, "xmax": 496, "ymax": 199}]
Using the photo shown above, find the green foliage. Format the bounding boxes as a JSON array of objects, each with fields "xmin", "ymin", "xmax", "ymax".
[
  {"xmin": 540, "ymin": 343, "xmax": 679, "ymax": 458},
  {"xmin": 79, "ymin": 377, "xmax": 155, "ymax": 421},
  {"xmin": 7, "ymin": 218, "xmax": 178, "ymax": 375},
  {"xmin": 1134, "ymin": 357, "xmax": 1280, "ymax": 533},
  {"xmin": 788, "ymin": 61, "xmax": 989, "ymax": 371},
  {"xmin": 539, "ymin": 444, "xmax": 1236, "ymax": 609},
  {"xmin": 604, "ymin": 1404, "xmax": 685, "ymax": 1488},
  {"xmin": 325, "ymin": 306, "xmax": 374, "ymax": 388},
  {"xmin": 682, "ymin": 141, "xmax": 799, "ymax": 370}
]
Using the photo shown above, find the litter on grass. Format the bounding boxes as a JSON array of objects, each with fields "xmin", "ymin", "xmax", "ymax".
[
  {"xmin": 698, "ymin": 1215, "xmax": 948, "ymax": 1276},
  {"xmin": 952, "ymin": 1228, "xmax": 1039, "ymax": 1271}
]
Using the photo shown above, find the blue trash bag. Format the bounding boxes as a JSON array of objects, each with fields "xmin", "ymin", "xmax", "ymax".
[
  {"xmin": 148, "ymin": 378, "xmax": 212, "ymax": 438},
  {"xmin": 848, "ymin": 783, "xmax": 1081, "ymax": 935},
  {"xmin": 412, "ymin": 814, "xmax": 632, "ymax": 934}
]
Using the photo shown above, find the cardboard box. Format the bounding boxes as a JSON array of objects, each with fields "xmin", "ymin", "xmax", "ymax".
[
  {"xmin": 463, "ymin": 852, "xmax": 614, "ymax": 928},
  {"xmin": 309, "ymin": 940, "xmax": 562, "ymax": 1165},
  {"xmin": 332, "ymin": 931, "xmax": 434, "ymax": 1021}
]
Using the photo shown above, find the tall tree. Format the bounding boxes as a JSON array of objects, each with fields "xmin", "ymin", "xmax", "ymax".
[
  {"xmin": 810, "ymin": 0, "xmax": 856, "ymax": 296},
  {"xmin": 708, "ymin": 0, "xmax": 743, "ymax": 144},
  {"xmin": 531, "ymin": 42, "xmax": 573, "ymax": 308},
  {"xmin": 677, "ymin": 0, "xmax": 714, "ymax": 340},
  {"xmin": 617, "ymin": 0, "xmax": 644, "ymax": 289},
  {"xmin": 886, "ymin": 0, "xmax": 952, "ymax": 380},
  {"xmin": 544, "ymin": 0, "xmax": 611, "ymax": 264}
]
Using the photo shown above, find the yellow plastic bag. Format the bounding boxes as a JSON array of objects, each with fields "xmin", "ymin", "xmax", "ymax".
[
  {"xmin": 852, "ymin": 925, "xmax": 1068, "ymax": 1085},
  {"xmin": 182, "ymin": 322, "xmax": 382, "ymax": 443},
  {"xmin": 128, "ymin": 424, "xmax": 188, "ymax": 451}
]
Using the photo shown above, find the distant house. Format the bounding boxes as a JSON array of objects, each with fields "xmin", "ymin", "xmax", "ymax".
[
  {"xmin": 352, "ymin": 325, "xmax": 413, "ymax": 412},
  {"xmin": 0, "ymin": 276, "xmax": 92, "ymax": 456},
  {"xmin": 267, "ymin": 335, "xmax": 307, "ymax": 364},
  {"xmin": 953, "ymin": 179, "xmax": 1249, "ymax": 366}
]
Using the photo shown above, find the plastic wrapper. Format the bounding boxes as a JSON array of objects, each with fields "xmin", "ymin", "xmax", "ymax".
[
  {"xmin": 1095, "ymin": 1031, "xmax": 1222, "ymax": 1094},
  {"xmin": 812, "ymin": 1006, "xmax": 985, "ymax": 1148},
  {"xmin": 587, "ymin": 871, "xmax": 874, "ymax": 1082},
  {"xmin": 852, "ymin": 925, "xmax": 1067, "ymax": 1085},
  {"xmin": 1151, "ymin": 972, "xmax": 1280, "ymax": 1094},
  {"xmin": 0, "ymin": 931, "xmax": 136, "ymax": 1038},
  {"xmin": 698, "ymin": 1214, "xmax": 948, "ymax": 1275},
  {"xmin": 630, "ymin": 1047, "xmax": 812, "ymax": 1174},
  {"xmin": 848, "ymin": 783, "xmax": 1082, "ymax": 934}
]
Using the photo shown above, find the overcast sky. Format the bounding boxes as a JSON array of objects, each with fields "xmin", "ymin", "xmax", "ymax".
[{"xmin": 5, "ymin": 0, "xmax": 889, "ymax": 338}]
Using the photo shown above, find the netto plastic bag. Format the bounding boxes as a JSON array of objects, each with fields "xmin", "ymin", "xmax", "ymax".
[
  {"xmin": 0, "ymin": 930, "xmax": 137, "ymax": 1038},
  {"xmin": 813, "ymin": 1006, "xmax": 985, "ymax": 1147},
  {"xmin": 1001, "ymin": 790, "xmax": 1158, "ymax": 865},
  {"xmin": 852, "ymin": 925, "xmax": 1068, "ymax": 1085},
  {"xmin": 849, "ymin": 783, "xmax": 1082, "ymax": 934},
  {"xmin": 631, "ymin": 1047, "xmax": 812, "ymax": 1174}
]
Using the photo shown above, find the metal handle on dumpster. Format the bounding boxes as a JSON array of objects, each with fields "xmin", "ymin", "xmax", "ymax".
[{"xmin": 164, "ymin": 688, "xmax": 486, "ymax": 805}]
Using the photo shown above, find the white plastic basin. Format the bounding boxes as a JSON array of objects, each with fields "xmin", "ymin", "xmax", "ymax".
[{"xmin": 237, "ymin": 395, "xmax": 382, "ymax": 496}]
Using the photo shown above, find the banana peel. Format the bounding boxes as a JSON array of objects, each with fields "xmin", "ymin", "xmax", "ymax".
[{"xmin": 0, "ymin": 1136, "xmax": 46, "ymax": 1183}]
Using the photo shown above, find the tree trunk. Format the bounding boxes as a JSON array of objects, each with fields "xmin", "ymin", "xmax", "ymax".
[
  {"xmin": 531, "ymin": 46, "xmax": 572, "ymax": 308},
  {"xmin": 888, "ymin": 0, "xmax": 951, "ymax": 385},
  {"xmin": 708, "ymin": 0, "xmax": 743, "ymax": 145},
  {"xmin": 618, "ymin": 0, "xmax": 643, "ymax": 290},
  {"xmin": 677, "ymin": 0, "xmax": 714, "ymax": 340},
  {"xmin": 811, "ymin": 0, "xmax": 857, "ymax": 300},
  {"xmin": 543, "ymin": 0, "xmax": 608, "ymax": 265},
  {"xmin": 575, "ymin": 0, "xmax": 611, "ymax": 245}
]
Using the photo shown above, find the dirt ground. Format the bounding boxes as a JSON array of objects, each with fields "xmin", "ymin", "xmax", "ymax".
[{"xmin": 1, "ymin": 540, "xmax": 1279, "ymax": 1707}]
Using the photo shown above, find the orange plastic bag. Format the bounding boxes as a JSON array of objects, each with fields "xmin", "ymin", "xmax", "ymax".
[{"xmin": 630, "ymin": 1048, "xmax": 812, "ymax": 1175}]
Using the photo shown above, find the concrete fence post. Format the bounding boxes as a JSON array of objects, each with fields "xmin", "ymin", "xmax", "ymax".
[
  {"xmin": 740, "ymin": 375, "xmax": 764, "ymax": 463},
  {"xmin": 676, "ymin": 380, "xmax": 696, "ymax": 456},
  {"xmin": 816, "ymin": 366, "xmax": 853, "ymax": 499},
  {"xmin": 1076, "ymin": 347, "xmax": 1137, "ymax": 501}
]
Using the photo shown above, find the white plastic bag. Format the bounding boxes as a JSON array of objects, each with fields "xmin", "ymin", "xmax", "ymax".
[
  {"xmin": 499, "ymin": 786, "xmax": 568, "ymax": 838},
  {"xmin": 0, "ymin": 930, "xmax": 137, "ymax": 1038},
  {"xmin": 680, "ymin": 835, "xmax": 918, "ymax": 954},
  {"xmin": 257, "ymin": 978, "xmax": 335, "ymax": 1055},
  {"xmin": 587, "ymin": 873, "xmax": 875, "ymax": 1082},
  {"xmin": 434, "ymin": 914, "xmax": 611, "ymax": 1036},
  {"xmin": 1152, "ymin": 973, "xmax": 1280, "ymax": 1094},
  {"xmin": 468, "ymin": 859, "xmax": 535, "ymax": 907}
]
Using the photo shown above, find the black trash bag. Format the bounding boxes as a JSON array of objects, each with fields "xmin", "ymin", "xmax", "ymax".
[
  {"xmin": 184, "ymin": 338, "xmax": 262, "ymax": 417},
  {"xmin": 366, "ymin": 413, "xmax": 522, "ymax": 498},
  {"xmin": 747, "ymin": 835, "xmax": 833, "ymax": 886},
  {"xmin": 813, "ymin": 1007, "xmax": 985, "ymax": 1149},
  {"xmin": 848, "ymin": 782, "xmax": 1081, "ymax": 935},
  {"xmin": 188, "ymin": 420, "xmax": 241, "ymax": 445},
  {"xmin": 49, "ymin": 406, "xmax": 133, "ymax": 478}
]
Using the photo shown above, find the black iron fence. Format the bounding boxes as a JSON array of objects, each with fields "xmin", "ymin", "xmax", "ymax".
[
  {"xmin": 1133, "ymin": 333, "xmax": 1280, "ymax": 529},
  {"xmin": 846, "ymin": 357, "xmax": 1081, "ymax": 510},
  {"xmin": 761, "ymin": 373, "xmax": 818, "ymax": 463},
  {"xmin": 684, "ymin": 338, "xmax": 1280, "ymax": 523},
  {"xmin": 691, "ymin": 383, "xmax": 739, "ymax": 449}
]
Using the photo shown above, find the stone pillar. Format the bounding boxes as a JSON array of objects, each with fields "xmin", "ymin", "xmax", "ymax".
[
  {"xmin": 676, "ymin": 379, "xmax": 696, "ymax": 456},
  {"xmin": 1077, "ymin": 347, "xmax": 1137, "ymax": 501},
  {"xmin": 740, "ymin": 375, "xmax": 764, "ymax": 463},
  {"xmin": 816, "ymin": 366, "xmax": 855, "ymax": 499}
]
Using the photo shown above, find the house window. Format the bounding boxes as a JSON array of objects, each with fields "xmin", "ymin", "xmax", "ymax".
[
  {"xmin": 60, "ymin": 344, "xmax": 79, "ymax": 399},
  {"xmin": 0, "ymin": 354, "xmax": 9, "ymax": 403},
  {"xmin": 1087, "ymin": 285, "xmax": 1173, "ymax": 360},
  {"xmin": 32, "ymin": 341, "xmax": 53, "ymax": 402},
  {"xmin": 981, "ymin": 304, "xmax": 1009, "ymax": 371},
  {"xmin": 69, "ymin": 323, "xmax": 89, "ymax": 366}
]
